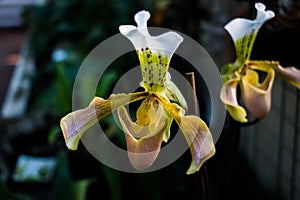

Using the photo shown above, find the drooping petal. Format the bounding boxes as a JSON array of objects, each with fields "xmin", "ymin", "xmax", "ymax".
[
  {"xmin": 117, "ymin": 97, "xmax": 169, "ymax": 170},
  {"xmin": 60, "ymin": 92, "xmax": 148, "ymax": 150},
  {"xmin": 119, "ymin": 10, "xmax": 183, "ymax": 93},
  {"xmin": 155, "ymin": 95, "xmax": 215, "ymax": 174},
  {"xmin": 241, "ymin": 68, "xmax": 275, "ymax": 118},
  {"xmin": 272, "ymin": 66, "xmax": 300, "ymax": 89},
  {"xmin": 224, "ymin": 2, "xmax": 275, "ymax": 64},
  {"xmin": 220, "ymin": 79, "xmax": 248, "ymax": 122},
  {"xmin": 180, "ymin": 115, "xmax": 215, "ymax": 174},
  {"xmin": 247, "ymin": 60, "xmax": 300, "ymax": 89}
]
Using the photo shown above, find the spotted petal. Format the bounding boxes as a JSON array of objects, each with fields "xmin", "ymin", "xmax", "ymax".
[
  {"xmin": 119, "ymin": 10, "xmax": 183, "ymax": 93},
  {"xmin": 60, "ymin": 92, "xmax": 147, "ymax": 150},
  {"xmin": 220, "ymin": 79, "xmax": 248, "ymax": 122},
  {"xmin": 241, "ymin": 68, "xmax": 275, "ymax": 118},
  {"xmin": 156, "ymin": 95, "xmax": 215, "ymax": 174},
  {"xmin": 224, "ymin": 2, "xmax": 275, "ymax": 64}
]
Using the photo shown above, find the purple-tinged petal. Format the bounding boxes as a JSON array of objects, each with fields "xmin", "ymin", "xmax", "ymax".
[
  {"xmin": 241, "ymin": 68, "xmax": 275, "ymax": 118},
  {"xmin": 155, "ymin": 95, "xmax": 215, "ymax": 174},
  {"xmin": 274, "ymin": 66, "xmax": 300, "ymax": 89},
  {"xmin": 60, "ymin": 92, "xmax": 147, "ymax": 150},
  {"xmin": 220, "ymin": 79, "xmax": 248, "ymax": 122},
  {"xmin": 178, "ymin": 115, "xmax": 215, "ymax": 175},
  {"xmin": 117, "ymin": 97, "xmax": 168, "ymax": 170}
]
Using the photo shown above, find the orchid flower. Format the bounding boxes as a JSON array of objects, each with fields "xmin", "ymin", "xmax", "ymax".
[
  {"xmin": 60, "ymin": 10, "xmax": 215, "ymax": 174},
  {"xmin": 221, "ymin": 2, "xmax": 300, "ymax": 122}
]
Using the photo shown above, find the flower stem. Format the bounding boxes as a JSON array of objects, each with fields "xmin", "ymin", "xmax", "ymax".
[{"xmin": 185, "ymin": 72, "xmax": 210, "ymax": 200}]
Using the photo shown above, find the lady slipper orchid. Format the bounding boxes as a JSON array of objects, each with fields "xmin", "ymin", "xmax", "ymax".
[
  {"xmin": 60, "ymin": 10, "xmax": 215, "ymax": 174},
  {"xmin": 221, "ymin": 2, "xmax": 300, "ymax": 122}
]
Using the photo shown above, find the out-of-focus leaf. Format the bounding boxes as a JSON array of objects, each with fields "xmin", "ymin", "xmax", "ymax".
[
  {"xmin": 51, "ymin": 152, "xmax": 94, "ymax": 200},
  {"xmin": 0, "ymin": 181, "xmax": 31, "ymax": 200},
  {"xmin": 48, "ymin": 125, "xmax": 61, "ymax": 144},
  {"xmin": 101, "ymin": 165, "xmax": 122, "ymax": 200}
]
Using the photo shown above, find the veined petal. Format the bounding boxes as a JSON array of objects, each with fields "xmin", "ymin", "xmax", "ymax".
[
  {"xmin": 220, "ymin": 79, "xmax": 248, "ymax": 122},
  {"xmin": 155, "ymin": 95, "xmax": 215, "ymax": 174},
  {"xmin": 271, "ymin": 66, "xmax": 300, "ymax": 89},
  {"xmin": 241, "ymin": 68, "xmax": 275, "ymax": 118},
  {"xmin": 60, "ymin": 92, "xmax": 147, "ymax": 150},
  {"xmin": 117, "ymin": 99, "xmax": 169, "ymax": 170},
  {"xmin": 247, "ymin": 60, "xmax": 300, "ymax": 89},
  {"xmin": 224, "ymin": 2, "xmax": 275, "ymax": 64},
  {"xmin": 179, "ymin": 116, "xmax": 215, "ymax": 175},
  {"xmin": 119, "ymin": 10, "xmax": 183, "ymax": 93}
]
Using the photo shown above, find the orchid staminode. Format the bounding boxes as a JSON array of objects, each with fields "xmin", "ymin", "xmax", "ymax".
[
  {"xmin": 221, "ymin": 2, "xmax": 300, "ymax": 122},
  {"xmin": 60, "ymin": 10, "xmax": 215, "ymax": 174}
]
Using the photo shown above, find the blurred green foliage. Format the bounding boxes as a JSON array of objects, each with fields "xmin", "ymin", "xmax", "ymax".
[
  {"xmin": 23, "ymin": 0, "xmax": 136, "ymax": 57},
  {"xmin": 22, "ymin": 0, "xmax": 140, "ymax": 117},
  {"xmin": 0, "ymin": 181, "xmax": 31, "ymax": 200}
]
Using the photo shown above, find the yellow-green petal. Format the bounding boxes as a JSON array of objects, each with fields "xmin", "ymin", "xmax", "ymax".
[
  {"xmin": 60, "ymin": 92, "xmax": 147, "ymax": 150},
  {"xmin": 247, "ymin": 60, "xmax": 300, "ymax": 89},
  {"xmin": 136, "ymin": 93, "xmax": 173, "ymax": 143},
  {"xmin": 165, "ymin": 80, "xmax": 188, "ymax": 111},
  {"xmin": 137, "ymin": 48, "xmax": 170, "ymax": 93}
]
